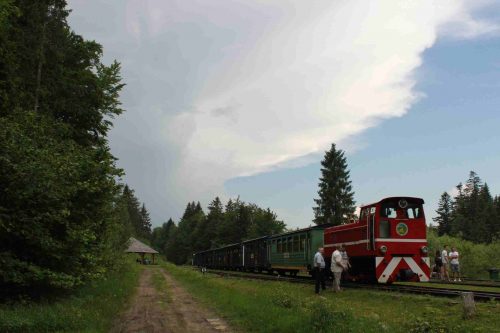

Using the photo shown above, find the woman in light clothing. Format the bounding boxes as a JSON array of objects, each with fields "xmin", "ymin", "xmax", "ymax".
[
  {"xmin": 331, "ymin": 245, "xmax": 346, "ymax": 292},
  {"xmin": 441, "ymin": 245, "xmax": 450, "ymax": 281}
]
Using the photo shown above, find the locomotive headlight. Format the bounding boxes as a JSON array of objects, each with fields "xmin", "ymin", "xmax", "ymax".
[
  {"xmin": 380, "ymin": 245, "xmax": 387, "ymax": 254},
  {"xmin": 421, "ymin": 246, "xmax": 428, "ymax": 254}
]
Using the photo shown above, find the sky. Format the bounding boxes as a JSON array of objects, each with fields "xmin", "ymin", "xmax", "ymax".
[{"xmin": 67, "ymin": 0, "xmax": 500, "ymax": 228}]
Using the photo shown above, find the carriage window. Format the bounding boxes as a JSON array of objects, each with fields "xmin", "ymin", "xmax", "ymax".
[
  {"xmin": 300, "ymin": 235, "xmax": 306, "ymax": 251},
  {"xmin": 293, "ymin": 236, "xmax": 299, "ymax": 252},
  {"xmin": 287, "ymin": 237, "xmax": 292, "ymax": 252},
  {"xmin": 277, "ymin": 239, "xmax": 282, "ymax": 253}
]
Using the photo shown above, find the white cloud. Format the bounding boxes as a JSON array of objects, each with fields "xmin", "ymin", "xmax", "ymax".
[
  {"xmin": 166, "ymin": 0, "xmax": 497, "ymax": 203},
  {"xmin": 67, "ymin": 0, "xmax": 498, "ymax": 223}
]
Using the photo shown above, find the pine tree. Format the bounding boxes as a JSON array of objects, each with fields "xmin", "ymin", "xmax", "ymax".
[
  {"xmin": 494, "ymin": 196, "xmax": 500, "ymax": 241},
  {"xmin": 477, "ymin": 184, "xmax": 496, "ymax": 243},
  {"xmin": 206, "ymin": 197, "xmax": 224, "ymax": 248},
  {"xmin": 122, "ymin": 185, "xmax": 143, "ymax": 238},
  {"xmin": 433, "ymin": 192, "xmax": 453, "ymax": 236},
  {"xmin": 139, "ymin": 204, "xmax": 153, "ymax": 240},
  {"xmin": 217, "ymin": 198, "xmax": 247, "ymax": 245},
  {"xmin": 313, "ymin": 143, "xmax": 355, "ymax": 225}
]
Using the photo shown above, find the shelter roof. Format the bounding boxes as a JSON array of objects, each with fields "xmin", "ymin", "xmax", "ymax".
[{"xmin": 125, "ymin": 237, "xmax": 159, "ymax": 254}]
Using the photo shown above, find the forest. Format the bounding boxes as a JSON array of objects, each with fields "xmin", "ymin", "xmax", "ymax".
[
  {"xmin": 0, "ymin": 0, "xmax": 143, "ymax": 297},
  {"xmin": 150, "ymin": 197, "xmax": 286, "ymax": 264},
  {"xmin": 434, "ymin": 171, "xmax": 500, "ymax": 243}
]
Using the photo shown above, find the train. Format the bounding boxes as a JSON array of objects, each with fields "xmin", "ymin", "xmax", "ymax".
[{"xmin": 193, "ymin": 196, "xmax": 430, "ymax": 283}]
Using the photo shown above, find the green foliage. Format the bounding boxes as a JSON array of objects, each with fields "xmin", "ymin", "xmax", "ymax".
[
  {"xmin": 427, "ymin": 228, "xmax": 500, "ymax": 278},
  {"xmin": 313, "ymin": 143, "xmax": 356, "ymax": 225},
  {"xmin": 437, "ymin": 171, "xmax": 500, "ymax": 243},
  {"xmin": 0, "ymin": 111, "xmax": 124, "ymax": 292},
  {"xmin": 0, "ymin": 258, "xmax": 141, "ymax": 332},
  {"xmin": 0, "ymin": 0, "xmax": 139, "ymax": 297},
  {"xmin": 151, "ymin": 218, "xmax": 175, "ymax": 252},
  {"xmin": 163, "ymin": 198, "xmax": 286, "ymax": 264},
  {"xmin": 121, "ymin": 185, "xmax": 152, "ymax": 242},
  {"xmin": 271, "ymin": 284, "xmax": 293, "ymax": 308},
  {"xmin": 406, "ymin": 318, "xmax": 448, "ymax": 333},
  {"xmin": 433, "ymin": 192, "xmax": 452, "ymax": 236}
]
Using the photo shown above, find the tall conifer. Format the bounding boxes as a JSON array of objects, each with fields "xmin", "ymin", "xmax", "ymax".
[
  {"xmin": 433, "ymin": 192, "xmax": 453, "ymax": 236},
  {"xmin": 313, "ymin": 143, "xmax": 355, "ymax": 225}
]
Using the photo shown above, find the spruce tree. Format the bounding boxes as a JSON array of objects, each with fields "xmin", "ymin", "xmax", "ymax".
[
  {"xmin": 433, "ymin": 192, "xmax": 453, "ymax": 236},
  {"xmin": 139, "ymin": 204, "xmax": 153, "ymax": 240},
  {"xmin": 206, "ymin": 197, "xmax": 224, "ymax": 248},
  {"xmin": 313, "ymin": 143, "xmax": 355, "ymax": 225},
  {"xmin": 477, "ymin": 184, "xmax": 496, "ymax": 243}
]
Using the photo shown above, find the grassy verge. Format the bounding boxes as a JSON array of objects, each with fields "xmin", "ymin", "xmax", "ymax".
[
  {"xmin": 151, "ymin": 267, "xmax": 171, "ymax": 307},
  {"xmin": 163, "ymin": 262, "xmax": 499, "ymax": 333},
  {"xmin": 0, "ymin": 256, "xmax": 142, "ymax": 332}
]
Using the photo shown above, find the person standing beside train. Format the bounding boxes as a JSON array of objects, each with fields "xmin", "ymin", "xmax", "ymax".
[
  {"xmin": 331, "ymin": 246, "xmax": 345, "ymax": 292},
  {"xmin": 434, "ymin": 250, "xmax": 442, "ymax": 279},
  {"xmin": 449, "ymin": 247, "xmax": 461, "ymax": 282},
  {"xmin": 314, "ymin": 247, "xmax": 326, "ymax": 294},
  {"xmin": 441, "ymin": 245, "xmax": 450, "ymax": 281},
  {"xmin": 340, "ymin": 244, "xmax": 351, "ymax": 272}
]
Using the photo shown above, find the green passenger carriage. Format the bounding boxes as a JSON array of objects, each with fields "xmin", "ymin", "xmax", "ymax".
[{"xmin": 268, "ymin": 225, "xmax": 328, "ymax": 276}]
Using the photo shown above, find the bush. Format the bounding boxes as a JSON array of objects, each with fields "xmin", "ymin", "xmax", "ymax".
[
  {"xmin": 271, "ymin": 284, "xmax": 294, "ymax": 308},
  {"xmin": 427, "ymin": 229, "xmax": 500, "ymax": 278},
  {"xmin": 0, "ymin": 112, "xmax": 125, "ymax": 296}
]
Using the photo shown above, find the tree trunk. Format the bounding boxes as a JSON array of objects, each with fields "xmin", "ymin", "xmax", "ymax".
[{"xmin": 34, "ymin": 18, "xmax": 48, "ymax": 112}]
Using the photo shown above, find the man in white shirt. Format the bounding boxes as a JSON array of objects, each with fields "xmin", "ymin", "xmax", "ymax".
[
  {"xmin": 313, "ymin": 247, "xmax": 326, "ymax": 294},
  {"xmin": 331, "ymin": 245, "xmax": 346, "ymax": 292},
  {"xmin": 449, "ymin": 247, "xmax": 461, "ymax": 282},
  {"xmin": 441, "ymin": 245, "xmax": 450, "ymax": 281}
]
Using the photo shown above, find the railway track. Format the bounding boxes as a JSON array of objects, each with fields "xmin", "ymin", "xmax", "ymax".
[
  {"xmin": 428, "ymin": 278, "xmax": 500, "ymax": 288},
  {"xmin": 199, "ymin": 268, "xmax": 500, "ymax": 302}
]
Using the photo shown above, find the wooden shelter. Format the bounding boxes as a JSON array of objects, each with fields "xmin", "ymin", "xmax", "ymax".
[{"xmin": 125, "ymin": 237, "xmax": 159, "ymax": 264}]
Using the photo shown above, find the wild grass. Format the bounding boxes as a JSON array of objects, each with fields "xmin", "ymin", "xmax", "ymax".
[
  {"xmin": 151, "ymin": 267, "xmax": 171, "ymax": 307},
  {"xmin": 163, "ymin": 262, "xmax": 500, "ymax": 333},
  {"xmin": 0, "ymin": 256, "xmax": 142, "ymax": 332}
]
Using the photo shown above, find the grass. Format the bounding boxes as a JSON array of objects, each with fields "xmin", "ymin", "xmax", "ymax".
[
  {"xmin": 163, "ymin": 262, "xmax": 500, "ymax": 333},
  {"xmin": 0, "ymin": 256, "xmax": 142, "ymax": 332},
  {"xmin": 151, "ymin": 267, "xmax": 171, "ymax": 307}
]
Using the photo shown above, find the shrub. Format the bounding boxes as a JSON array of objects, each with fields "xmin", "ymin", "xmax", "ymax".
[{"xmin": 427, "ymin": 229, "xmax": 500, "ymax": 279}]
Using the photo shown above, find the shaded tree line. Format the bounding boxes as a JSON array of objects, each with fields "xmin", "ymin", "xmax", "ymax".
[
  {"xmin": 434, "ymin": 171, "xmax": 500, "ymax": 243},
  {"xmin": 0, "ymin": 0, "xmax": 139, "ymax": 297},
  {"xmin": 152, "ymin": 197, "xmax": 286, "ymax": 264}
]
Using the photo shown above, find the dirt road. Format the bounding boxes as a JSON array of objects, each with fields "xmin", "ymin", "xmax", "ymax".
[{"xmin": 111, "ymin": 268, "xmax": 232, "ymax": 333}]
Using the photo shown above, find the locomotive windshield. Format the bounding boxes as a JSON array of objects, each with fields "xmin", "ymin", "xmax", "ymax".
[{"xmin": 380, "ymin": 199, "xmax": 423, "ymax": 219}]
